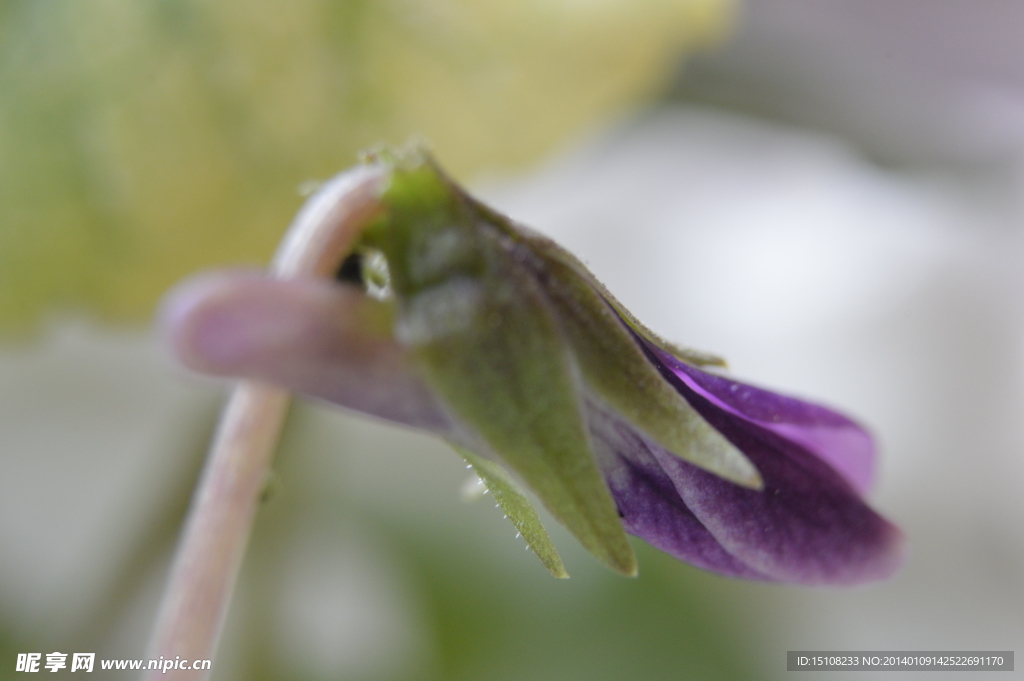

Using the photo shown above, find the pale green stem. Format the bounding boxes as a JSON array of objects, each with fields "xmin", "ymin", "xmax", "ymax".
[{"xmin": 143, "ymin": 166, "xmax": 385, "ymax": 681}]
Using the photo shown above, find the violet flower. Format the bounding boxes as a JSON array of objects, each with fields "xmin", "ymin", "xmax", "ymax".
[
  {"xmin": 589, "ymin": 339, "xmax": 903, "ymax": 584},
  {"xmin": 163, "ymin": 150, "xmax": 904, "ymax": 585}
]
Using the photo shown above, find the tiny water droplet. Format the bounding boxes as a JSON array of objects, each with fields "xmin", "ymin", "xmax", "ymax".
[{"xmin": 459, "ymin": 474, "xmax": 487, "ymax": 503}]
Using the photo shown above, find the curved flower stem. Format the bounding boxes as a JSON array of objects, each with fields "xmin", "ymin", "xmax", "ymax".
[{"xmin": 144, "ymin": 166, "xmax": 386, "ymax": 680}]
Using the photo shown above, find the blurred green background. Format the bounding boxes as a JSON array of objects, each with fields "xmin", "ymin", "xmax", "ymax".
[
  {"xmin": 0, "ymin": 0, "xmax": 729, "ymax": 333},
  {"xmin": 3, "ymin": 1, "xmax": 1024, "ymax": 679}
]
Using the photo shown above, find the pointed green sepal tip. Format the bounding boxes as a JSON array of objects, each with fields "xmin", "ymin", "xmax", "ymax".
[
  {"xmin": 454, "ymin": 447, "xmax": 569, "ymax": 579},
  {"xmin": 513, "ymin": 230, "xmax": 763, "ymax": 491}
]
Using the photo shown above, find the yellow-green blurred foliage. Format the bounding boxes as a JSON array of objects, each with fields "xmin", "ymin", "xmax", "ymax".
[{"xmin": 0, "ymin": 0, "xmax": 734, "ymax": 332}]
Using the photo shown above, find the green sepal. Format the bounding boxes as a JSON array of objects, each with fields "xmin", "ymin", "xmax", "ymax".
[
  {"xmin": 454, "ymin": 446, "xmax": 569, "ymax": 579},
  {"xmin": 464, "ymin": 201, "xmax": 762, "ymax": 489},
  {"xmin": 370, "ymin": 156, "xmax": 638, "ymax": 576},
  {"xmin": 473, "ymin": 198, "xmax": 728, "ymax": 368}
]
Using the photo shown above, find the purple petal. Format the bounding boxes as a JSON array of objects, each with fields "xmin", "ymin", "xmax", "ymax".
[
  {"xmin": 645, "ymin": 342, "xmax": 875, "ymax": 495},
  {"xmin": 586, "ymin": 398, "xmax": 770, "ymax": 580},
  {"xmin": 652, "ymin": 431, "xmax": 903, "ymax": 584},
  {"xmin": 631, "ymin": 343, "xmax": 904, "ymax": 584}
]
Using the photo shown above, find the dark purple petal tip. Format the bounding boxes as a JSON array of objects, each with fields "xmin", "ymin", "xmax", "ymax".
[{"xmin": 590, "ymin": 336, "xmax": 905, "ymax": 586}]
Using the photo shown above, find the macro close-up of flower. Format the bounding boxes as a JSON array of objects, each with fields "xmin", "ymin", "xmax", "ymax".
[
  {"xmin": 164, "ymin": 151, "xmax": 904, "ymax": 588},
  {"xmin": 3, "ymin": 1, "xmax": 1023, "ymax": 679}
]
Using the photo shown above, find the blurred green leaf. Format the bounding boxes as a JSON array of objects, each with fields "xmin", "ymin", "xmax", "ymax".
[{"xmin": 0, "ymin": 0, "xmax": 734, "ymax": 333}]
